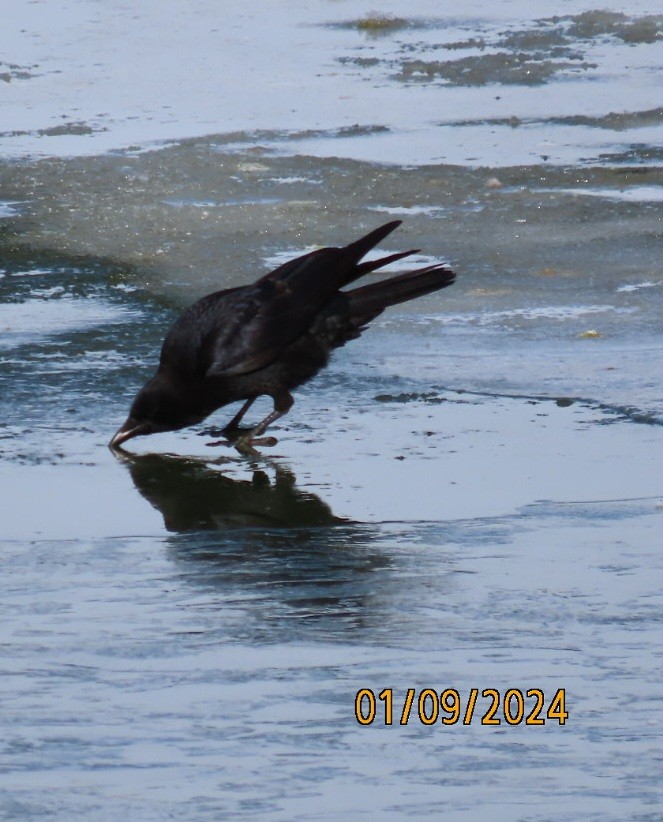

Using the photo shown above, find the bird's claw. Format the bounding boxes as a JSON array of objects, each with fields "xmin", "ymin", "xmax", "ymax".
[
  {"xmin": 205, "ymin": 433, "xmax": 278, "ymax": 452},
  {"xmin": 246, "ymin": 436, "xmax": 278, "ymax": 448}
]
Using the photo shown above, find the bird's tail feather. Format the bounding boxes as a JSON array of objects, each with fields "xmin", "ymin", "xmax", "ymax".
[
  {"xmin": 333, "ymin": 220, "xmax": 407, "ymax": 289},
  {"xmin": 259, "ymin": 221, "xmax": 404, "ymax": 293},
  {"xmin": 353, "ymin": 249, "xmax": 419, "ymax": 276},
  {"xmin": 341, "ymin": 220, "xmax": 402, "ymax": 264},
  {"xmin": 346, "ymin": 264, "xmax": 456, "ymax": 322}
]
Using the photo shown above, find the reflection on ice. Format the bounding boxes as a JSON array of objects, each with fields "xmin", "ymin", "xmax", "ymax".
[{"xmin": 117, "ymin": 451, "xmax": 345, "ymax": 531}]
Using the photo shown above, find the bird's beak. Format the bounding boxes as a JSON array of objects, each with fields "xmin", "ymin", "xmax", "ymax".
[{"xmin": 109, "ymin": 418, "xmax": 148, "ymax": 449}]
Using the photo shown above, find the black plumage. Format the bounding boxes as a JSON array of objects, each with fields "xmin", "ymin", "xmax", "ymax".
[{"xmin": 110, "ymin": 221, "xmax": 456, "ymax": 450}]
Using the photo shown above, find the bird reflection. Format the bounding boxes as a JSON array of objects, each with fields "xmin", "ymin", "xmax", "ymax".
[
  {"xmin": 115, "ymin": 450, "xmax": 345, "ymax": 531},
  {"xmin": 112, "ymin": 451, "xmax": 392, "ymax": 637}
]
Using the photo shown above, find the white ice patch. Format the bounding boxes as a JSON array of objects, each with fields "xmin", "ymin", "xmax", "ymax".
[
  {"xmin": 553, "ymin": 186, "xmax": 663, "ymax": 203},
  {"xmin": 369, "ymin": 205, "xmax": 448, "ymax": 217},
  {"xmin": 616, "ymin": 281, "xmax": 658, "ymax": 293},
  {"xmin": 0, "ymin": 201, "xmax": 23, "ymax": 218},
  {"xmin": 0, "ymin": 297, "xmax": 133, "ymax": 350},
  {"xmin": 269, "ymin": 176, "xmax": 322, "ymax": 185},
  {"xmin": 111, "ymin": 283, "xmax": 141, "ymax": 293},
  {"xmin": 32, "ymin": 348, "xmax": 138, "ymax": 372},
  {"xmin": 262, "ymin": 247, "xmax": 319, "ymax": 270},
  {"xmin": 387, "ymin": 304, "xmax": 636, "ymax": 327}
]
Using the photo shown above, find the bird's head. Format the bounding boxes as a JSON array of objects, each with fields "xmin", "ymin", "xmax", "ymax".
[{"xmin": 109, "ymin": 374, "xmax": 200, "ymax": 449}]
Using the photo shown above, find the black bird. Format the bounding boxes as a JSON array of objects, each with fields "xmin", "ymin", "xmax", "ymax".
[{"xmin": 110, "ymin": 221, "xmax": 456, "ymax": 450}]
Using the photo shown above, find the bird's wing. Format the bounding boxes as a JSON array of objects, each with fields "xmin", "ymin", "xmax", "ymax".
[
  {"xmin": 204, "ymin": 248, "xmax": 351, "ymax": 376},
  {"xmin": 161, "ymin": 222, "xmax": 405, "ymax": 379},
  {"xmin": 204, "ymin": 222, "xmax": 406, "ymax": 376}
]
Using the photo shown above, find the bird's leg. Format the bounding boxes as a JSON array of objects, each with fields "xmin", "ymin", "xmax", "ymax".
[
  {"xmin": 228, "ymin": 391, "xmax": 294, "ymax": 452},
  {"xmin": 249, "ymin": 390, "xmax": 294, "ymax": 439},
  {"xmin": 202, "ymin": 397, "xmax": 256, "ymax": 441},
  {"xmin": 206, "ymin": 392, "xmax": 294, "ymax": 450},
  {"xmin": 222, "ymin": 397, "xmax": 256, "ymax": 435}
]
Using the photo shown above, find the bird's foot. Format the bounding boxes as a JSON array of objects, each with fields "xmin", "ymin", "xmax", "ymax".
[
  {"xmin": 198, "ymin": 426, "xmax": 227, "ymax": 438},
  {"xmin": 234, "ymin": 435, "xmax": 278, "ymax": 455},
  {"xmin": 205, "ymin": 427, "xmax": 278, "ymax": 452}
]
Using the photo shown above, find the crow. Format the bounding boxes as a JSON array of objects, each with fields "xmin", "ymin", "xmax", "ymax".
[{"xmin": 109, "ymin": 221, "xmax": 456, "ymax": 451}]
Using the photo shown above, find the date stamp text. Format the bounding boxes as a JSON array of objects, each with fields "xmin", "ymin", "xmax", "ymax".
[{"xmin": 355, "ymin": 688, "xmax": 568, "ymax": 726}]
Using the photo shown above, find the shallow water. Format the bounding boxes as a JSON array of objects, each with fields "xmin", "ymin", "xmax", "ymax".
[
  {"xmin": 1, "ymin": 1, "xmax": 662, "ymax": 820},
  {"xmin": 1, "ymin": 259, "xmax": 661, "ymax": 820}
]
